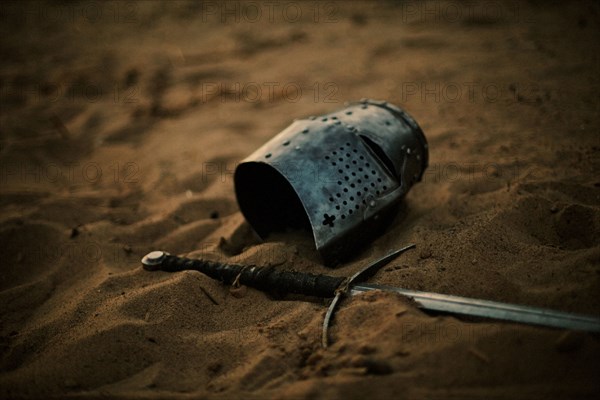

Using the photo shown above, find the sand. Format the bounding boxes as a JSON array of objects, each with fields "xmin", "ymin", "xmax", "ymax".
[{"xmin": 1, "ymin": 1, "xmax": 599, "ymax": 398}]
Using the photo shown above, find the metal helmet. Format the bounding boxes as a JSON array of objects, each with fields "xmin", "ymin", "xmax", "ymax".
[{"xmin": 234, "ymin": 99, "xmax": 428, "ymax": 265}]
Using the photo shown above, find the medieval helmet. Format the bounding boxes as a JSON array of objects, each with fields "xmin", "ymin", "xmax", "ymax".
[{"xmin": 234, "ymin": 99, "xmax": 428, "ymax": 265}]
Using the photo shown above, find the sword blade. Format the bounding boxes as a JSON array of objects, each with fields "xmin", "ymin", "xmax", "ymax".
[{"xmin": 351, "ymin": 283, "xmax": 600, "ymax": 332}]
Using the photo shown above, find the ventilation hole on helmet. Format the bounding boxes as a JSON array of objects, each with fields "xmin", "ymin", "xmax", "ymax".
[
  {"xmin": 345, "ymin": 165, "xmax": 350, "ymax": 169},
  {"xmin": 349, "ymin": 209, "xmax": 353, "ymax": 215},
  {"xmin": 338, "ymin": 169, "xmax": 343, "ymax": 174},
  {"xmin": 350, "ymin": 196, "xmax": 354, "ymax": 201},
  {"xmin": 333, "ymin": 151, "xmax": 337, "ymax": 155},
  {"xmin": 355, "ymin": 204, "xmax": 360, "ymax": 210},
  {"xmin": 358, "ymin": 167, "xmax": 363, "ymax": 172},
  {"xmin": 357, "ymin": 191, "xmax": 361, "ymax": 196},
  {"xmin": 346, "ymin": 142, "xmax": 350, "ymax": 146},
  {"xmin": 329, "ymin": 197, "xmax": 334, "ymax": 202},
  {"xmin": 376, "ymin": 190, "xmax": 380, "ymax": 195},
  {"xmin": 345, "ymin": 176, "xmax": 349, "ymax": 181},
  {"xmin": 362, "ymin": 199, "xmax": 367, "ymax": 204},
  {"xmin": 339, "ymin": 158, "xmax": 343, "ymax": 162},
  {"xmin": 322, "ymin": 118, "xmax": 328, "ymax": 122},
  {"xmin": 346, "ymin": 111, "xmax": 353, "ymax": 115},
  {"xmin": 385, "ymin": 121, "xmax": 391, "ymax": 126},
  {"xmin": 343, "ymin": 201, "xmax": 347, "ymax": 205},
  {"xmin": 337, "ymin": 181, "xmax": 342, "ymax": 185},
  {"xmin": 332, "ymin": 116, "xmax": 338, "ymax": 120},
  {"xmin": 302, "ymin": 128, "xmax": 309, "ymax": 134},
  {"xmin": 371, "ymin": 183, "xmax": 375, "ymax": 187},
  {"xmin": 346, "ymin": 153, "xmax": 350, "ymax": 157},
  {"xmin": 359, "ymin": 156, "xmax": 364, "ymax": 160},
  {"xmin": 343, "ymin": 188, "xmax": 348, "ymax": 193},
  {"xmin": 325, "ymin": 156, "xmax": 330, "ymax": 160},
  {"xmin": 358, "ymin": 179, "xmax": 362, "ymax": 183},
  {"xmin": 377, "ymin": 178, "xmax": 382, "ymax": 182},
  {"xmin": 339, "ymin": 147, "xmax": 344, "ymax": 150},
  {"xmin": 335, "ymin": 205, "xmax": 340, "ymax": 210},
  {"xmin": 283, "ymin": 140, "xmax": 290, "ymax": 146},
  {"xmin": 350, "ymin": 183, "xmax": 355, "ymax": 188},
  {"xmin": 322, "ymin": 213, "xmax": 335, "ymax": 227},
  {"xmin": 383, "ymin": 185, "xmax": 387, "ymax": 190},
  {"xmin": 341, "ymin": 215, "xmax": 346, "ymax": 219},
  {"xmin": 265, "ymin": 153, "xmax": 272, "ymax": 158},
  {"xmin": 353, "ymin": 149, "xmax": 358, "ymax": 153},
  {"xmin": 364, "ymin": 187, "xmax": 368, "ymax": 191},
  {"xmin": 351, "ymin": 172, "xmax": 356, "ymax": 177},
  {"xmin": 352, "ymin": 160, "xmax": 357, "ymax": 164},
  {"xmin": 365, "ymin": 163, "xmax": 370, "ymax": 167},
  {"xmin": 331, "ymin": 162, "xmax": 336, "ymax": 166},
  {"xmin": 336, "ymin": 193, "xmax": 341, "ymax": 197},
  {"xmin": 364, "ymin": 174, "xmax": 369, "ymax": 179}
]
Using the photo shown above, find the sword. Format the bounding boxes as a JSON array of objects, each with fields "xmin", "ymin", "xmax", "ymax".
[
  {"xmin": 350, "ymin": 283, "xmax": 600, "ymax": 333},
  {"xmin": 141, "ymin": 246, "xmax": 600, "ymax": 347}
]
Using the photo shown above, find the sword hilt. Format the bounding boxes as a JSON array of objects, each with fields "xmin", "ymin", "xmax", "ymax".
[{"xmin": 142, "ymin": 251, "xmax": 345, "ymax": 298}]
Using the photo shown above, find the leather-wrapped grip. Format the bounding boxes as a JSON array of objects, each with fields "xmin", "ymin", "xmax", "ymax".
[{"xmin": 159, "ymin": 255, "xmax": 345, "ymax": 298}]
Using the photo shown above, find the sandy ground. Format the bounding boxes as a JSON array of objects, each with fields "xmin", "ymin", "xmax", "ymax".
[{"xmin": 1, "ymin": 1, "xmax": 599, "ymax": 398}]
